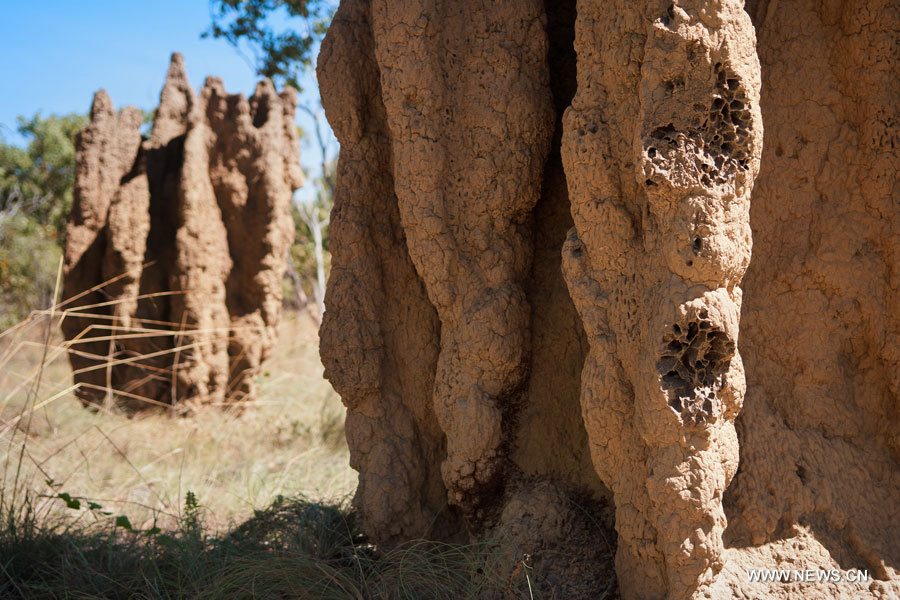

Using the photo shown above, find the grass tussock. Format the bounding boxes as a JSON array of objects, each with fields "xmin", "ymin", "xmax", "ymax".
[
  {"xmin": 0, "ymin": 284, "xmax": 542, "ymax": 598},
  {"xmin": 0, "ymin": 492, "xmax": 539, "ymax": 600}
]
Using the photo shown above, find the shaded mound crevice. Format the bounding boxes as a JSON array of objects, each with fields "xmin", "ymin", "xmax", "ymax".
[{"xmin": 319, "ymin": 0, "xmax": 614, "ymax": 570}]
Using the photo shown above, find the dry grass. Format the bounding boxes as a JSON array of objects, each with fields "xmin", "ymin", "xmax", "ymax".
[
  {"xmin": 0, "ymin": 278, "xmax": 545, "ymax": 599},
  {"xmin": 0, "ymin": 308, "xmax": 355, "ymax": 533}
]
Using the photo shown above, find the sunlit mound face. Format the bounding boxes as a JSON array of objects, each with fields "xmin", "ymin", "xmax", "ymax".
[{"xmin": 640, "ymin": 63, "xmax": 754, "ymax": 191}]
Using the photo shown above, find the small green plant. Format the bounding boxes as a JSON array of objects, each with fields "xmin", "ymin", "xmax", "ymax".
[{"xmin": 183, "ymin": 490, "xmax": 201, "ymax": 531}]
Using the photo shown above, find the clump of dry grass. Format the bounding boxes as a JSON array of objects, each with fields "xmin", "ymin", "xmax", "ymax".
[
  {"xmin": 1, "ymin": 285, "xmax": 354, "ymax": 532},
  {"xmin": 0, "ymin": 491, "xmax": 541, "ymax": 600},
  {"xmin": 0, "ymin": 279, "xmax": 545, "ymax": 599}
]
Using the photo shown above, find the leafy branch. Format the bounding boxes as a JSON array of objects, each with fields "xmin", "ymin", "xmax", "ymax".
[{"xmin": 202, "ymin": 0, "xmax": 336, "ymax": 90}]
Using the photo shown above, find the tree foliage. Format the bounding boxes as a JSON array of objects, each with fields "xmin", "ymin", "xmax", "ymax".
[
  {"xmin": 0, "ymin": 213, "xmax": 60, "ymax": 329},
  {"xmin": 0, "ymin": 113, "xmax": 87, "ymax": 327},
  {"xmin": 0, "ymin": 112, "xmax": 87, "ymax": 239},
  {"xmin": 202, "ymin": 0, "xmax": 335, "ymax": 90}
]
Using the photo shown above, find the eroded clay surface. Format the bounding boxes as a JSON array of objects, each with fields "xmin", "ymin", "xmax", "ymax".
[
  {"xmin": 319, "ymin": 1, "xmax": 899, "ymax": 598},
  {"xmin": 561, "ymin": 1, "xmax": 762, "ymax": 597},
  {"xmin": 726, "ymin": 1, "xmax": 900, "ymax": 595}
]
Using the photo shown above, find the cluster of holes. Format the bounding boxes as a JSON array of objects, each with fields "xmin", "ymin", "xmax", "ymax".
[
  {"xmin": 699, "ymin": 64, "xmax": 753, "ymax": 185},
  {"xmin": 664, "ymin": 76, "xmax": 684, "ymax": 94},
  {"xmin": 656, "ymin": 309, "xmax": 735, "ymax": 426},
  {"xmin": 685, "ymin": 235, "xmax": 703, "ymax": 267},
  {"xmin": 644, "ymin": 64, "xmax": 753, "ymax": 188}
]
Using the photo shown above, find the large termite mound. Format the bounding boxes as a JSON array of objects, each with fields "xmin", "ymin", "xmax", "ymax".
[
  {"xmin": 718, "ymin": 1, "xmax": 900, "ymax": 597},
  {"xmin": 63, "ymin": 53, "xmax": 303, "ymax": 411},
  {"xmin": 319, "ymin": 0, "xmax": 899, "ymax": 598}
]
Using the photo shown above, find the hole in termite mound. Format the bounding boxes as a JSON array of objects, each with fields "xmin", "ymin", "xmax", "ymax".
[
  {"xmin": 657, "ymin": 316, "xmax": 735, "ymax": 426},
  {"xmin": 692, "ymin": 236, "xmax": 703, "ymax": 254}
]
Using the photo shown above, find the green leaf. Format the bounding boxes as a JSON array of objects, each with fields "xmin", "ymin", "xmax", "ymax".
[
  {"xmin": 58, "ymin": 492, "xmax": 81, "ymax": 510},
  {"xmin": 88, "ymin": 502, "xmax": 103, "ymax": 510},
  {"xmin": 115, "ymin": 515, "xmax": 133, "ymax": 530}
]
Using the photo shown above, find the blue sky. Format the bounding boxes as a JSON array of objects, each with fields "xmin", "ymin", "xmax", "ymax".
[{"xmin": 0, "ymin": 0, "xmax": 335, "ymax": 193}]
